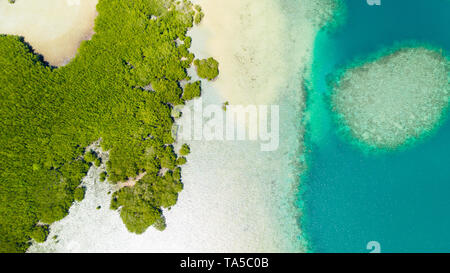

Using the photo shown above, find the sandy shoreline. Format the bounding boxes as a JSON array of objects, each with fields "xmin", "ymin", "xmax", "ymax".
[
  {"xmin": 0, "ymin": 0, "xmax": 98, "ymax": 66},
  {"xmin": 24, "ymin": 0, "xmax": 337, "ymax": 252},
  {"xmin": 184, "ymin": 0, "xmax": 333, "ymax": 252}
]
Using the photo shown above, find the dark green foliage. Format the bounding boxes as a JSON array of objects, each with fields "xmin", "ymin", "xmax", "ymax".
[
  {"xmin": 74, "ymin": 187, "xmax": 86, "ymax": 202},
  {"xmin": 153, "ymin": 216, "xmax": 167, "ymax": 231},
  {"xmin": 193, "ymin": 4, "xmax": 204, "ymax": 25},
  {"xmin": 99, "ymin": 171, "xmax": 107, "ymax": 182},
  {"xmin": 182, "ymin": 81, "xmax": 201, "ymax": 100},
  {"xmin": 84, "ymin": 150, "xmax": 101, "ymax": 167},
  {"xmin": 0, "ymin": 0, "xmax": 217, "ymax": 252},
  {"xmin": 94, "ymin": 157, "xmax": 102, "ymax": 167},
  {"xmin": 84, "ymin": 150, "xmax": 97, "ymax": 164},
  {"xmin": 110, "ymin": 169, "xmax": 182, "ymax": 234},
  {"xmin": 179, "ymin": 144, "xmax": 191, "ymax": 156},
  {"xmin": 30, "ymin": 225, "xmax": 49, "ymax": 243},
  {"xmin": 194, "ymin": 11, "xmax": 204, "ymax": 25},
  {"xmin": 194, "ymin": 57, "xmax": 219, "ymax": 80},
  {"xmin": 176, "ymin": 157, "xmax": 187, "ymax": 166}
]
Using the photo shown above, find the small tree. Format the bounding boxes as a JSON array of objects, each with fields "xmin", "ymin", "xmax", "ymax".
[
  {"xmin": 84, "ymin": 150, "xmax": 101, "ymax": 167},
  {"xmin": 222, "ymin": 101, "xmax": 229, "ymax": 111},
  {"xmin": 179, "ymin": 144, "xmax": 190, "ymax": 156},
  {"xmin": 194, "ymin": 58, "xmax": 219, "ymax": 80},
  {"xmin": 74, "ymin": 186, "xmax": 86, "ymax": 202},
  {"xmin": 182, "ymin": 81, "xmax": 201, "ymax": 100},
  {"xmin": 194, "ymin": 11, "xmax": 204, "ymax": 25},
  {"xmin": 99, "ymin": 171, "xmax": 107, "ymax": 182},
  {"xmin": 153, "ymin": 216, "xmax": 167, "ymax": 231},
  {"xmin": 84, "ymin": 150, "xmax": 96, "ymax": 163},
  {"xmin": 30, "ymin": 225, "xmax": 49, "ymax": 243},
  {"xmin": 94, "ymin": 157, "xmax": 102, "ymax": 167},
  {"xmin": 176, "ymin": 157, "xmax": 187, "ymax": 165}
]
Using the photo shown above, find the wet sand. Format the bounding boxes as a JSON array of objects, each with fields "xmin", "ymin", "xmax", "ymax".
[{"xmin": 0, "ymin": 0, "xmax": 98, "ymax": 66}]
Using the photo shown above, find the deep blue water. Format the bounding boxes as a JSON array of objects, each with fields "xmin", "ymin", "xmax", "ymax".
[{"xmin": 302, "ymin": 0, "xmax": 450, "ymax": 252}]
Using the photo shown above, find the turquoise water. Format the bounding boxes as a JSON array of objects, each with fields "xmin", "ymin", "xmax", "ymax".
[{"xmin": 302, "ymin": 0, "xmax": 450, "ymax": 252}]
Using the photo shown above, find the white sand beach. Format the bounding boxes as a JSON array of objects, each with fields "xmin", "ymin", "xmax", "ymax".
[
  {"xmin": 0, "ymin": 0, "xmax": 98, "ymax": 66},
  {"xmin": 23, "ymin": 0, "xmax": 338, "ymax": 252}
]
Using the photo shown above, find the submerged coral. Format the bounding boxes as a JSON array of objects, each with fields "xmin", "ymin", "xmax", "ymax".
[{"xmin": 331, "ymin": 47, "xmax": 449, "ymax": 149}]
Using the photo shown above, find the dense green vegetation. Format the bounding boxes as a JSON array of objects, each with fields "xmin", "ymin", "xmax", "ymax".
[
  {"xmin": 0, "ymin": 0, "xmax": 216, "ymax": 252},
  {"xmin": 99, "ymin": 172, "xmax": 107, "ymax": 182},
  {"xmin": 193, "ymin": 5, "xmax": 205, "ymax": 25},
  {"xmin": 74, "ymin": 187, "xmax": 86, "ymax": 202},
  {"xmin": 179, "ymin": 144, "xmax": 191, "ymax": 156},
  {"xmin": 194, "ymin": 57, "xmax": 219, "ymax": 80},
  {"xmin": 110, "ymin": 167, "xmax": 182, "ymax": 234},
  {"xmin": 84, "ymin": 150, "xmax": 102, "ymax": 167},
  {"xmin": 182, "ymin": 81, "xmax": 201, "ymax": 100},
  {"xmin": 176, "ymin": 157, "xmax": 187, "ymax": 165},
  {"xmin": 30, "ymin": 225, "xmax": 49, "ymax": 243},
  {"xmin": 153, "ymin": 215, "xmax": 167, "ymax": 231}
]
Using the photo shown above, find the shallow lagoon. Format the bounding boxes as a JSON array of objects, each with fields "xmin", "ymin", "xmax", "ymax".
[{"xmin": 303, "ymin": 0, "xmax": 450, "ymax": 252}]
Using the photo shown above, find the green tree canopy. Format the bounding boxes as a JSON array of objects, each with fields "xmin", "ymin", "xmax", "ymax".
[
  {"xmin": 179, "ymin": 144, "xmax": 191, "ymax": 156},
  {"xmin": 30, "ymin": 225, "xmax": 49, "ymax": 243},
  {"xmin": 194, "ymin": 57, "xmax": 219, "ymax": 80}
]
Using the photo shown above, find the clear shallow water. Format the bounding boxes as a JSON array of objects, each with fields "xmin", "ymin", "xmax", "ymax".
[{"xmin": 302, "ymin": 0, "xmax": 450, "ymax": 252}]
